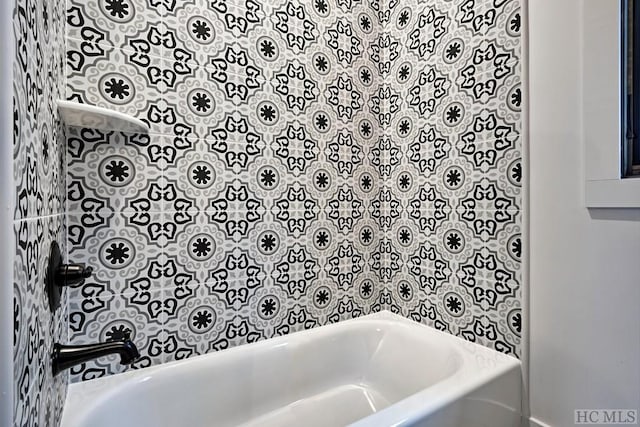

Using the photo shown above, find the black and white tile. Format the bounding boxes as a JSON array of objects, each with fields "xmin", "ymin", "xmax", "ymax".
[
  {"xmin": 63, "ymin": 0, "xmax": 523, "ymax": 386},
  {"xmin": 382, "ymin": 0, "xmax": 523, "ymax": 358},
  {"xmin": 13, "ymin": 0, "xmax": 68, "ymax": 425},
  {"xmin": 63, "ymin": 0, "xmax": 380, "ymax": 382}
]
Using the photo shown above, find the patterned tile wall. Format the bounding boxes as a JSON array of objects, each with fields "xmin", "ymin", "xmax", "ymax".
[
  {"xmin": 13, "ymin": 0, "xmax": 68, "ymax": 425},
  {"xmin": 65, "ymin": 0, "xmax": 523, "ymax": 383},
  {"xmin": 64, "ymin": 0, "xmax": 387, "ymax": 382},
  {"xmin": 381, "ymin": 0, "xmax": 523, "ymax": 356}
]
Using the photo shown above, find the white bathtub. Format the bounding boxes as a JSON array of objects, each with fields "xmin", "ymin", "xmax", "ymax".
[{"xmin": 60, "ymin": 312, "xmax": 522, "ymax": 427}]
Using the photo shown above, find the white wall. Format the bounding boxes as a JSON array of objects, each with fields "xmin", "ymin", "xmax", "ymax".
[{"xmin": 529, "ymin": 0, "xmax": 640, "ymax": 426}]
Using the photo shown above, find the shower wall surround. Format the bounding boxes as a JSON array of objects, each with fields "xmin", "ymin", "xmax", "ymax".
[
  {"xmin": 380, "ymin": 0, "xmax": 522, "ymax": 356},
  {"xmin": 65, "ymin": 0, "xmax": 522, "ymax": 382},
  {"xmin": 13, "ymin": 0, "xmax": 68, "ymax": 424},
  {"xmin": 65, "ymin": 0, "xmax": 384, "ymax": 382}
]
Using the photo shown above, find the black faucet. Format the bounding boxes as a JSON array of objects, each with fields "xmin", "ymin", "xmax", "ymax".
[{"xmin": 52, "ymin": 332, "xmax": 140, "ymax": 376}]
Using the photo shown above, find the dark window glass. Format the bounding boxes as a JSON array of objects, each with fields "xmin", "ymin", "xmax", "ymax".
[{"xmin": 623, "ymin": 0, "xmax": 640, "ymax": 177}]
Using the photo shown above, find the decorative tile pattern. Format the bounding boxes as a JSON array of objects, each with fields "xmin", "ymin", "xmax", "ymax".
[
  {"xmin": 64, "ymin": 0, "xmax": 384, "ymax": 384},
  {"xmin": 66, "ymin": 39, "xmax": 165, "ymax": 134},
  {"xmin": 13, "ymin": 0, "xmax": 68, "ymax": 424},
  {"xmin": 384, "ymin": 0, "xmax": 523, "ymax": 358},
  {"xmin": 63, "ymin": 0, "xmax": 523, "ymax": 386},
  {"xmin": 66, "ymin": 0, "xmax": 164, "ymax": 57}
]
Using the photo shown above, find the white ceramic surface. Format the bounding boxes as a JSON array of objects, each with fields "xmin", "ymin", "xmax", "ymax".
[
  {"xmin": 60, "ymin": 312, "xmax": 522, "ymax": 427},
  {"xmin": 57, "ymin": 100, "xmax": 150, "ymax": 133}
]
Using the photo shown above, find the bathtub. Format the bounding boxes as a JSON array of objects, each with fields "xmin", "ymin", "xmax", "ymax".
[{"xmin": 60, "ymin": 312, "xmax": 522, "ymax": 427}]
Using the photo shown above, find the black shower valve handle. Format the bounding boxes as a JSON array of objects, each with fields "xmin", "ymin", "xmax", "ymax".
[
  {"xmin": 56, "ymin": 263, "xmax": 94, "ymax": 287},
  {"xmin": 46, "ymin": 241, "xmax": 96, "ymax": 313}
]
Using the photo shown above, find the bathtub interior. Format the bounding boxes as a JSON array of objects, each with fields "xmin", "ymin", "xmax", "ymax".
[{"xmin": 64, "ymin": 319, "xmax": 463, "ymax": 427}]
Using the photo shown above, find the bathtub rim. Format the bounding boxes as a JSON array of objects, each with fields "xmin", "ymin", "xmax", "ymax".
[{"xmin": 61, "ymin": 311, "xmax": 522, "ymax": 427}]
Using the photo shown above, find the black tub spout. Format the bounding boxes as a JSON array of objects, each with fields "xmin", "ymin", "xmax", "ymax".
[{"xmin": 52, "ymin": 332, "xmax": 140, "ymax": 376}]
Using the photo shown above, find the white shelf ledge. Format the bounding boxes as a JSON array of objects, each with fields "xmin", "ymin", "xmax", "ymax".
[
  {"xmin": 586, "ymin": 178, "xmax": 640, "ymax": 208},
  {"xmin": 57, "ymin": 100, "xmax": 149, "ymax": 134}
]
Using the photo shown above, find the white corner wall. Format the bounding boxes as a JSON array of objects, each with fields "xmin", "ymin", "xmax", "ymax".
[
  {"xmin": 0, "ymin": 0, "xmax": 14, "ymax": 425},
  {"xmin": 529, "ymin": 0, "xmax": 640, "ymax": 426}
]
